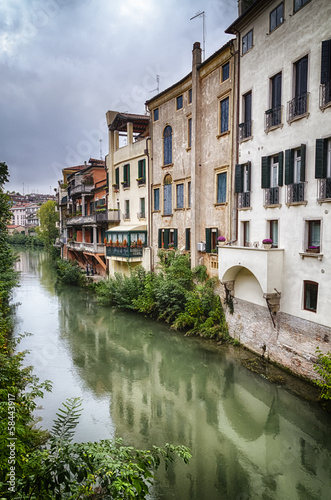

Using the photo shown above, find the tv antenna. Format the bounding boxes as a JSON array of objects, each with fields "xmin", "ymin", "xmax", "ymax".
[
  {"xmin": 150, "ymin": 74, "xmax": 160, "ymax": 94},
  {"xmin": 190, "ymin": 10, "xmax": 205, "ymax": 61},
  {"xmin": 99, "ymin": 139, "xmax": 103, "ymax": 160}
]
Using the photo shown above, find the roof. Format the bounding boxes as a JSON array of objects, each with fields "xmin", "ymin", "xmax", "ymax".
[
  {"xmin": 106, "ymin": 111, "xmax": 150, "ymax": 134},
  {"xmin": 225, "ymin": 0, "xmax": 261, "ymax": 33}
]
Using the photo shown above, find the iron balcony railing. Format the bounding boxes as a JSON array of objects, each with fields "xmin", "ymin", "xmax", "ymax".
[
  {"xmin": 286, "ymin": 182, "xmax": 305, "ymax": 203},
  {"xmin": 287, "ymin": 93, "xmax": 309, "ymax": 121},
  {"xmin": 264, "ymin": 187, "xmax": 279, "ymax": 205},
  {"xmin": 320, "ymin": 83, "xmax": 331, "ymax": 108},
  {"xmin": 106, "ymin": 245, "xmax": 144, "ymax": 259},
  {"xmin": 265, "ymin": 106, "xmax": 282, "ymax": 130},
  {"xmin": 238, "ymin": 120, "xmax": 252, "ymax": 141},
  {"xmin": 318, "ymin": 178, "xmax": 331, "ymax": 200},
  {"xmin": 137, "ymin": 211, "xmax": 146, "ymax": 219},
  {"xmin": 66, "ymin": 210, "xmax": 120, "ymax": 226},
  {"xmin": 67, "ymin": 241, "xmax": 105, "ymax": 253},
  {"xmin": 238, "ymin": 192, "xmax": 251, "ymax": 208}
]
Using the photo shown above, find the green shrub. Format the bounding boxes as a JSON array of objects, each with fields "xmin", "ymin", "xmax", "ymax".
[
  {"xmin": 55, "ymin": 259, "xmax": 87, "ymax": 287},
  {"xmin": 314, "ymin": 348, "xmax": 331, "ymax": 400}
]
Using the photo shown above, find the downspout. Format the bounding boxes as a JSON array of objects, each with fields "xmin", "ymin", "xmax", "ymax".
[
  {"xmin": 232, "ymin": 29, "xmax": 241, "ymax": 244},
  {"xmin": 145, "ymin": 136, "xmax": 152, "ymax": 271}
]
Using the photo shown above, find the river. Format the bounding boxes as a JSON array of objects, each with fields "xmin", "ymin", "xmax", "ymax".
[{"xmin": 13, "ymin": 249, "xmax": 331, "ymax": 499}]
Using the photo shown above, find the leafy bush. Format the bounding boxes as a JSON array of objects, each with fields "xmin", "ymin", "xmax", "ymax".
[
  {"xmin": 55, "ymin": 259, "xmax": 87, "ymax": 287},
  {"xmin": 314, "ymin": 348, "xmax": 331, "ymax": 400}
]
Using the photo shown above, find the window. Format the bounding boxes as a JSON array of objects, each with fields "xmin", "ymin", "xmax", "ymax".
[
  {"xmin": 235, "ymin": 162, "xmax": 251, "ymax": 208},
  {"xmin": 294, "ymin": 0, "xmax": 310, "ymax": 13},
  {"xmin": 176, "ymin": 95, "xmax": 183, "ymax": 110},
  {"xmin": 185, "ymin": 228, "xmax": 191, "ymax": 251},
  {"xmin": 158, "ymin": 228, "xmax": 178, "ymax": 249},
  {"xmin": 266, "ymin": 73, "xmax": 282, "ymax": 129},
  {"xmin": 304, "ymin": 281, "xmax": 318, "ymax": 312},
  {"xmin": 188, "ymin": 88, "xmax": 192, "ymax": 104},
  {"xmin": 205, "ymin": 228, "xmax": 218, "ymax": 253},
  {"xmin": 239, "ymin": 92, "xmax": 252, "ymax": 140},
  {"xmin": 153, "ymin": 108, "xmax": 159, "ymax": 121},
  {"xmin": 163, "ymin": 174, "xmax": 172, "ymax": 215},
  {"xmin": 153, "ymin": 188, "xmax": 160, "ymax": 211},
  {"xmin": 320, "ymin": 40, "xmax": 331, "ymax": 107},
  {"xmin": 220, "ymin": 97, "xmax": 229, "ymax": 134},
  {"xmin": 163, "ymin": 126, "xmax": 172, "ymax": 165},
  {"xmin": 269, "ymin": 220, "xmax": 279, "ymax": 247},
  {"xmin": 315, "ymin": 138, "xmax": 331, "ymax": 199},
  {"xmin": 222, "ymin": 62, "xmax": 229, "ymax": 81},
  {"xmin": 176, "ymin": 183, "xmax": 184, "ymax": 209},
  {"xmin": 122, "ymin": 164, "xmax": 130, "ymax": 188},
  {"xmin": 270, "ymin": 3, "xmax": 284, "ymax": 32},
  {"xmin": 243, "ymin": 221, "xmax": 250, "ymax": 247},
  {"xmin": 217, "ymin": 172, "xmax": 227, "ymax": 203},
  {"xmin": 307, "ymin": 220, "xmax": 321, "ymax": 251},
  {"xmin": 289, "ymin": 56, "xmax": 308, "ymax": 119},
  {"xmin": 188, "ymin": 181, "xmax": 191, "ymax": 208},
  {"xmin": 124, "ymin": 200, "xmax": 130, "ymax": 219},
  {"xmin": 261, "ymin": 153, "xmax": 283, "ymax": 205},
  {"xmin": 139, "ymin": 198, "xmax": 146, "ymax": 218},
  {"xmin": 285, "ymin": 145, "xmax": 306, "ymax": 201},
  {"xmin": 114, "ymin": 167, "xmax": 119, "ymax": 189},
  {"xmin": 138, "ymin": 159, "xmax": 146, "ymax": 184},
  {"xmin": 188, "ymin": 118, "xmax": 192, "ymax": 148},
  {"xmin": 242, "ymin": 29, "xmax": 253, "ymax": 55}
]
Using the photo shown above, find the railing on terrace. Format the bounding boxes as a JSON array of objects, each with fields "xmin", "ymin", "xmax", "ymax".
[
  {"xmin": 238, "ymin": 192, "xmax": 250, "ymax": 208},
  {"xmin": 66, "ymin": 210, "xmax": 120, "ymax": 225},
  {"xmin": 264, "ymin": 187, "xmax": 279, "ymax": 205},
  {"xmin": 238, "ymin": 120, "xmax": 252, "ymax": 141},
  {"xmin": 70, "ymin": 184, "xmax": 94, "ymax": 196},
  {"xmin": 265, "ymin": 106, "xmax": 282, "ymax": 130},
  {"xmin": 66, "ymin": 241, "xmax": 105, "ymax": 253},
  {"xmin": 286, "ymin": 182, "xmax": 305, "ymax": 203},
  {"xmin": 106, "ymin": 245, "xmax": 144, "ymax": 259},
  {"xmin": 318, "ymin": 178, "xmax": 331, "ymax": 200},
  {"xmin": 320, "ymin": 83, "xmax": 331, "ymax": 108},
  {"xmin": 287, "ymin": 93, "xmax": 309, "ymax": 121}
]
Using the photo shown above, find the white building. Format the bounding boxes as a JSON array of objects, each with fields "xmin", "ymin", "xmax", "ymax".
[{"xmin": 219, "ymin": 0, "xmax": 331, "ymax": 378}]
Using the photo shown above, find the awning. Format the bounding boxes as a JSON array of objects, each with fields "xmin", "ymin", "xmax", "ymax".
[{"xmin": 106, "ymin": 224, "xmax": 147, "ymax": 233}]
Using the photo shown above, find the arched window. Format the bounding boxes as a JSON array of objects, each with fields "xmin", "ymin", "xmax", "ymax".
[
  {"xmin": 163, "ymin": 125, "xmax": 172, "ymax": 165},
  {"xmin": 163, "ymin": 174, "xmax": 172, "ymax": 215}
]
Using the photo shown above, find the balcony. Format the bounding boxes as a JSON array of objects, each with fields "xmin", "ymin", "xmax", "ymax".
[
  {"xmin": 70, "ymin": 184, "xmax": 94, "ymax": 197},
  {"xmin": 218, "ymin": 246, "xmax": 284, "ymax": 296},
  {"xmin": 286, "ymin": 182, "xmax": 305, "ymax": 204},
  {"xmin": 318, "ymin": 178, "xmax": 331, "ymax": 201},
  {"xmin": 320, "ymin": 83, "xmax": 331, "ymax": 109},
  {"xmin": 66, "ymin": 210, "xmax": 121, "ymax": 226},
  {"xmin": 239, "ymin": 120, "xmax": 252, "ymax": 141},
  {"xmin": 238, "ymin": 192, "xmax": 250, "ymax": 208},
  {"xmin": 67, "ymin": 241, "xmax": 105, "ymax": 253},
  {"xmin": 264, "ymin": 187, "xmax": 279, "ymax": 206},
  {"xmin": 265, "ymin": 106, "xmax": 282, "ymax": 131},
  {"xmin": 106, "ymin": 245, "xmax": 144, "ymax": 259},
  {"xmin": 287, "ymin": 93, "xmax": 309, "ymax": 122}
]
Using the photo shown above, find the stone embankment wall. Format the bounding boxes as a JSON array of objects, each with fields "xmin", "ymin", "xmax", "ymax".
[{"xmin": 224, "ymin": 298, "xmax": 330, "ymax": 380}]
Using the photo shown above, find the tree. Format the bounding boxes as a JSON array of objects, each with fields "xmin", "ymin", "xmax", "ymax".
[{"xmin": 36, "ymin": 199, "xmax": 59, "ymax": 249}]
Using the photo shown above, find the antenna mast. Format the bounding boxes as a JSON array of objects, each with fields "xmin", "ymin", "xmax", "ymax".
[
  {"xmin": 150, "ymin": 74, "xmax": 160, "ymax": 94},
  {"xmin": 99, "ymin": 139, "xmax": 103, "ymax": 160},
  {"xmin": 190, "ymin": 10, "xmax": 205, "ymax": 61}
]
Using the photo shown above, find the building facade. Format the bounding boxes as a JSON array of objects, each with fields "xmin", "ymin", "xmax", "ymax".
[
  {"xmin": 146, "ymin": 40, "xmax": 237, "ymax": 276},
  {"xmin": 219, "ymin": 0, "xmax": 331, "ymax": 378}
]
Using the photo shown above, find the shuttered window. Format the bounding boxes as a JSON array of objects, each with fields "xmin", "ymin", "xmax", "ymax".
[
  {"xmin": 261, "ymin": 153, "xmax": 283, "ymax": 188},
  {"xmin": 217, "ymin": 172, "xmax": 227, "ymax": 203},
  {"xmin": 164, "ymin": 126, "xmax": 172, "ymax": 165},
  {"xmin": 154, "ymin": 188, "xmax": 160, "ymax": 211},
  {"xmin": 163, "ymin": 174, "xmax": 172, "ymax": 215},
  {"xmin": 285, "ymin": 145, "xmax": 306, "ymax": 184},
  {"xmin": 115, "ymin": 167, "xmax": 119, "ymax": 187},
  {"xmin": 220, "ymin": 97, "xmax": 229, "ymax": 133},
  {"xmin": 321, "ymin": 40, "xmax": 331, "ymax": 85},
  {"xmin": 176, "ymin": 183, "xmax": 184, "ymax": 209},
  {"xmin": 185, "ymin": 228, "xmax": 191, "ymax": 251},
  {"xmin": 235, "ymin": 163, "xmax": 251, "ymax": 193},
  {"xmin": 315, "ymin": 138, "xmax": 329, "ymax": 178},
  {"xmin": 123, "ymin": 164, "xmax": 130, "ymax": 187},
  {"xmin": 138, "ymin": 159, "xmax": 146, "ymax": 182}
]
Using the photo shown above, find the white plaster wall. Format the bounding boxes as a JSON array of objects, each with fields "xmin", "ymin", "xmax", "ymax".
[
  {"xmin": 235, "ymin": 268, "xmax": 265, "ymax": 306},
  {"xmin": 235, "ymin": 0, "xmax": 331, "ymax": 327}
]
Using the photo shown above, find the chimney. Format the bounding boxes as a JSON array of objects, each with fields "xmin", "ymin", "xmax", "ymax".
[{"xmin": 192, "ymin": 41, "xmax": 202, "ymax": 68}]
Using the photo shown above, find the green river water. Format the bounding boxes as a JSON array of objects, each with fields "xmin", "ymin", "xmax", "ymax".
[{"xmin": 13, "ymin": 249, "xmax": 331, "ymax": 500}]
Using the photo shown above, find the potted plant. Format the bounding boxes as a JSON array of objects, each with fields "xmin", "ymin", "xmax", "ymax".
[
  {"xmin": 123, "ymin": 238, "xmax": 127, "ymax": 247},
  {"xmin": 262, "ymin": 238, "xmax": 273, "ymax": 249},
  {"xmin": 217, "ymin": 236, "xmax": 226, "ymax": 246},
  {"xmin": 307, "ymin": 245, "xmax": 320, "ymax": 253},
  {"xmin": 168, "ymin": 243, "xmax": 174, "ymax": 250}
]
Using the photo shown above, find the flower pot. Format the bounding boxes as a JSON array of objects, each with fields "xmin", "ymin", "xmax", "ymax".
[{"xmin": 263, "ymin": 243, "xmax": 272, "ymax": 250}]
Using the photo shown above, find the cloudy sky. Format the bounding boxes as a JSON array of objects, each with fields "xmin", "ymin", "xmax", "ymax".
[{"xmin": 1, "ymin": 0, "xmax": 238, "ymax": 194}]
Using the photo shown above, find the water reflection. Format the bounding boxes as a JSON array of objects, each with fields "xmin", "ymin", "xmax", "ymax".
[{"xmin": 14, "ymin": 251, "xmax": 331, "ymax": 500}]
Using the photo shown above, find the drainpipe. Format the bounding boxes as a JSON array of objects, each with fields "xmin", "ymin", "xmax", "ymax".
[
  {"xmin": 232, "ymin": 30, "xmax": 241, "ymax": 245},
  {"xmin": 145, "ymin": 136, "xmax": 152, "ymax": 271}
]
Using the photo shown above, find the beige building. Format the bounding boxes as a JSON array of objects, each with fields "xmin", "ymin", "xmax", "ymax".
[
  {"xmin": 146, "ymin": 40, "xmax": 237, "ymax": 276},
  {"xmin": 105, "ymin": 111, "xmax": 151, "ymax": 276}
]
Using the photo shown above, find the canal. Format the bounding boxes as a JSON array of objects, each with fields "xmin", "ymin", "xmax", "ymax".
[{"xmin": 13, "ymin": 249, "xmax": 331, "ymax": 499}]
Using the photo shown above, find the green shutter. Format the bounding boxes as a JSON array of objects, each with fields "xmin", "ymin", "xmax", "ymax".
[
  {"xmin": 164, "ymin": 229, "xmax": 170, "ymax": 249},
  {"xmin": 246, "ymin": 161, "xmax": 251, "ymax": 191},
  {"xmin": 185, "ymin": 228, "xmax": 191, "ymax": 251},
  {"xmin": 261, "ymin": 156, "xmax": 270, "ymax": 188},
  {"xmin": 321, "ymin": 40, "xmax": 331, "ymax": 85},
  {"xmin": 315, "ymin": 139, "xmax": 327, "ymax": 178},
  {"xmin": 235, "ymin": 164, "xmax": 243, "ymax": 193},
  {"xmin": 174, "ymin": 229, "xmax": 178, "ymax": 248},
  {"xmin": 300, "ymin": 144, "xmax": 306, "ymax": 182},
  {"xmin": 143, "ymin": 159, "xmax": 146, "ymax": 181},
  {"xmin": 115, "ymin": 168, "xmax": 119, "ymax": 186},
  {"xmin": 205, "ymin": 228, "xmax": 211, "ymax": 253},
  {"xmin": 285, "ymin": 149, "xmax": 294, "ymax": 185},
  {"xmin": 158, "ymin": 229, "xmax": 162, "ymax": 248},
  {"xmin": 128, "ymin": 164, "xmax": 130, "ymax": 185},
  {"xmin": 278, "ymin": 151, "xmax": 284, "ymax": 186}
]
